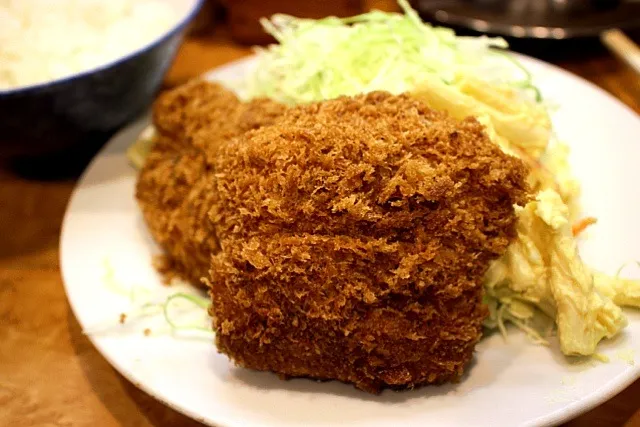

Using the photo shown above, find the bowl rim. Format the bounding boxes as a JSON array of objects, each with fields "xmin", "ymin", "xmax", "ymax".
[{"xmin": 0, "ymin": 0, "xmax": 205, "ymax": 97}]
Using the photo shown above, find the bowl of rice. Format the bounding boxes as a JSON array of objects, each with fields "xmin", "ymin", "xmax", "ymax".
[{"xmin": 0, "ymin": 0, "xmax": 204, "ymax": 157}]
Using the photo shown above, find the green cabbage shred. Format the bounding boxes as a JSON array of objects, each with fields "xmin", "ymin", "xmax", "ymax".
[{"xmin": 239, "ymin": 0, "xmax": 538, "ymax": 105}]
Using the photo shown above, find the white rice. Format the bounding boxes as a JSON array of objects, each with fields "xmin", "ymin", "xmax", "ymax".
[{"xmin": 0, "ymin": 0, "xmax": 176, "ymax": 90}]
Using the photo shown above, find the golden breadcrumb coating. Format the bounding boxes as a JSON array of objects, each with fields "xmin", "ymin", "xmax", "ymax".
[
  {"xmin": 208, "ymin": 92, "xmax": 529, "ymax": 392},
  {"xmin": 135, "ymin": 80, "xmax": 286, "ymax": 284}
]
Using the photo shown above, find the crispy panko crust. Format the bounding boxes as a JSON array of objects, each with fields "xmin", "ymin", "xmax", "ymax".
[
  {"xmin": 208, "ymin": 92, "xmax": 529, "ymax": 393},
  {"xmin": 135, "ymin": 80, "xmax": 286, "ymax": 285}
]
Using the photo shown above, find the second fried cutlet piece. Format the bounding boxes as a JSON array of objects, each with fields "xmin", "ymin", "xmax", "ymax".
[
  {"xmin": 208, "ymin": 92, "xmax": 529, "ymax": 392},
  {"xmin": 136, "ymin": 80, "xmax": 286, "ymax": 285}
]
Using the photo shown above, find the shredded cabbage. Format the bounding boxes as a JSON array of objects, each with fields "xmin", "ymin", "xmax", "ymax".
[
  {"xmin": 84, "ymin": 259, "xmax": 213, "ymax": 337},
  {"xmin": 239, "ymin": 0, "xmax": 539, "ymax": 106},
  {"xmin": 126, "ymin": 125, "xmax": 156, "ymax": 169}
]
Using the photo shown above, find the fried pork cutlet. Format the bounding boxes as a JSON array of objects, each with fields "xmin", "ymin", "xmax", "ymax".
[
  {"xmin": 208, "ymin": 92, "xmax": 529, "ymax": 393},
  {"xmin": 135, "ymin": 80, "xmax": 286, "ymax": 285}
]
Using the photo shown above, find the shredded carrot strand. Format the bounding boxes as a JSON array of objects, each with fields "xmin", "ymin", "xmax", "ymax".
[{"xmin": 572, "ymin": 217, "xmax": 597, "ymax": 236}]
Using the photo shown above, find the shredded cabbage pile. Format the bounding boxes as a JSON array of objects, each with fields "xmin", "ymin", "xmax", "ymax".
[{"xmin": 240, "ymin": 0, "xmax": 541, "ymax": 105}]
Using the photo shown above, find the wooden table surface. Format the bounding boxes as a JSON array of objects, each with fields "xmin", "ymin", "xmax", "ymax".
[{"xmin": 1, "ymin": 28, "xmax": 639, "ymax": 427}]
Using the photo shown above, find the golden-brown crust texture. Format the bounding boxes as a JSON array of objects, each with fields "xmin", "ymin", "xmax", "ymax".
[
  {"xmin": 135, "ymin": 80, "xmax": 286, "ymax": 285},
  {"xmin": 209, "ymin": 92, "xmax": 529, "ymax": 392}
]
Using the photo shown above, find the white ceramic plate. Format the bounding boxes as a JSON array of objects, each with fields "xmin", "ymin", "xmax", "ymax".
[{"xmin": 61, "ymin": 55, "xmax": 640, "ymax": 427}]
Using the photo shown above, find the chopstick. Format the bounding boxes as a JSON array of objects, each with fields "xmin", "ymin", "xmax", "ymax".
[{"xmin": 600, "ymin": 29, "xmax": 640, "ymax": 76}]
